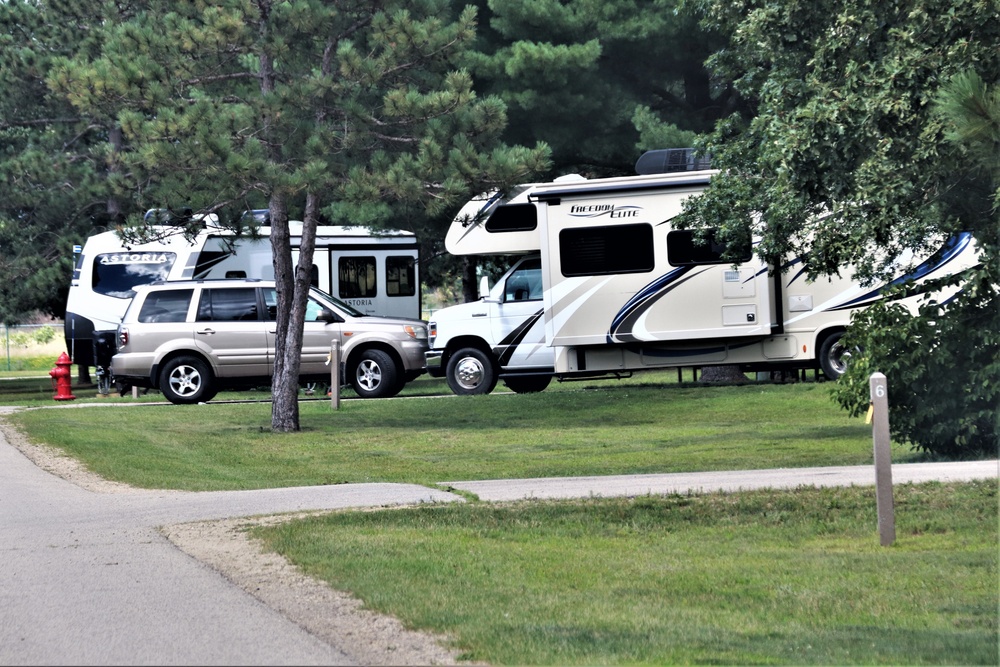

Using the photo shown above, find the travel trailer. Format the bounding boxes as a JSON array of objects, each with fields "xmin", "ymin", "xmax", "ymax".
[
  {"xmin": 66, "ymin": 211, "xmax": 420, "ymax": 369},
  {"xmin": 425, "ymin": 165, "xmax": 980, "ymax": 394}
]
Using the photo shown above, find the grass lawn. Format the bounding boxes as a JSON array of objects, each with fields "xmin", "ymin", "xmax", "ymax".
[
  {"xmin": 4, "ymin": 378, "xmax": 899, "ymax": 490},
  {"xmin": 253, "ymin": 482, "xmax": 998, "ymax": 665}
]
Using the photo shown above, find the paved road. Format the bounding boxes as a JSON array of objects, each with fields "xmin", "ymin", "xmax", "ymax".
[{"xmin": 1, "ymin": 411, "xmax": 996, "ymax": 665}]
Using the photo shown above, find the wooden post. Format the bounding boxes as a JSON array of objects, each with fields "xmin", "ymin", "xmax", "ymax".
[
  {"xmin": 870, "ymin": 372, "xmax": 895, "ymax": 546},
  {"xmin": 330, "ymin": 341, "xmax": 340, "ymax": 410}
]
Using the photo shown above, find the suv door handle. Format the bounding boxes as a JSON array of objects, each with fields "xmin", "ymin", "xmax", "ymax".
[{"xmin": 196, "ymin": 328, "xmax": 216, "ymax": 335}]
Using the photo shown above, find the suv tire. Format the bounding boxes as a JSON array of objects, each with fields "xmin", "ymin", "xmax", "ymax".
[
  {"xmin": 159, "ymin": 355, "xmax": 217, "ymax": 404},
  {"xmin": 350, "ymin": 349, "xmax": 400, "ymax": 399}
]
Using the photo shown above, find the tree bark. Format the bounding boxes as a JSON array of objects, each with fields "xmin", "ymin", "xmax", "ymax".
[{"xmin": 461, "ymin": 256, "xmax": 479, "ymax": 303}]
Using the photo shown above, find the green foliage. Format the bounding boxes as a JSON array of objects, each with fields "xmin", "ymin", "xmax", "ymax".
[
  {"xmin": 465, "ymin": 0, "xmax": 734, "ymax": 175},
  {"xmin": 685, "ymin": 0, "xmax": 1000, "ymax": 456}
]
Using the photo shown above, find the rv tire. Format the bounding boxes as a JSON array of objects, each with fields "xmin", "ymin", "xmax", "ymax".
[
  {"xmin": 503, "ymin": 375, "xmax": 551, "ymax": 394},
  {"xmin": 819, "ymin": 332, "xmax": 851, "ymax": 379},
  {"xmin": 446, "ymin": 347, "xmax": 498, "ymax": 395}
]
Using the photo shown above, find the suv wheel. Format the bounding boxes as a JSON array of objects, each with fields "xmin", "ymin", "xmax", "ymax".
[
  {"xmin": 350, "ymin": 349, "xmax": 400, "ymax": 399},
  {"xmin": 160, "ymin": 355, "xmax": 217, "ymax": 404}
]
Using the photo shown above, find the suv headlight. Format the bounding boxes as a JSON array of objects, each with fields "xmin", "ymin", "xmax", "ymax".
[{"xmin": 403, "ymin": 324, "xmax": 427, "ymax": 340}]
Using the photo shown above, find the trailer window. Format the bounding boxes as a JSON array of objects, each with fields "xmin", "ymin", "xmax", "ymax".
[
  {"xmin": 93, "ymin": 252, "xmax": 177, "ymax": 299},
  {"xmin": 667, "ymin": 229, "xmax": 752, "ymax": 266},
  {"xmin": 386, "ymin": 256, "xmax": 415, "ymax": 296},
  {"xmin": 338, "ymin": 257, "xmax": 377, "ymax": 298},
  {"xmin": 559, "ymin": 224, "xmax": 654, "ymax": 276},
  {"xmin": 485, "ymin": 203, "xmax": 537, "ymax": 232}
]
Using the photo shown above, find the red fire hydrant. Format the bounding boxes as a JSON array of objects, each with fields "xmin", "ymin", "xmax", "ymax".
[{"xmin": 50, "ymin": 352, "xmax": 77, "ymax": 401}]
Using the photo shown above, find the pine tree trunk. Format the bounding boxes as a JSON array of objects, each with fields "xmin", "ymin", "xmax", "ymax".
[{"xmin": 461, "ymin": 256, "xmax": 479, "ymax": 303}]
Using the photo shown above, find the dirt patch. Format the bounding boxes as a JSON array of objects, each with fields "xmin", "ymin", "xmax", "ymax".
[{"xmin": 0, "ymin": 411, "xmax": 473, "ymax": 665}]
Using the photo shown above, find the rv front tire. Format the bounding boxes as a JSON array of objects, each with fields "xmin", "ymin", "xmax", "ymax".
[{"xmin": 446, "ymin": 347, "xmax": 498, "ymax": 395}]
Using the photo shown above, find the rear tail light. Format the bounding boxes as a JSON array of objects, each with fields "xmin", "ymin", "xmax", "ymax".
[{"xmin": 118, "ymin": 328, "xmax": 129, "ymax": 347}]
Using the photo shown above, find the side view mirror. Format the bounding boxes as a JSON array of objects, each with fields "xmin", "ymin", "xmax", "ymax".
[
  {"xmin": 317, "ymin": 308, "xmax": 341, "ymax": 324},
  {"xmin": 479, "ymin": 275, "xmax": 491, "ymax": 299}
]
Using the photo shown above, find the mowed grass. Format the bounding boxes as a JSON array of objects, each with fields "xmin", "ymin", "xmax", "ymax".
[
  {"xmin": 3, "ymin": 379, "xmax": 894, "ymax": 491},
  {"xmin": 253, "ymin": 482, "xmax": 998, "ymax": 665}
]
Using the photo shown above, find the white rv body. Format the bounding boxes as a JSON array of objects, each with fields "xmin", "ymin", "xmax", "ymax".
[
  {"xmin": 426, "ymin": 170, "xmax": 980, "ymax": 394},
  {"xmin": 66, "ymin": 220, "xmax": 420, "ymax": 367}
]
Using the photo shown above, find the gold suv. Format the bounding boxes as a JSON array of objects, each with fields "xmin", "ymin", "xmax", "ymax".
[{"xmin": 111, "ymin": 280, "xmax": 428, "ymax": 403}]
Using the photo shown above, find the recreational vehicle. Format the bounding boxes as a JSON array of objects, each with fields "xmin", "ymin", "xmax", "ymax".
[
  {"xmin": 425, "ymin": 168, "xmax": 980, "ymax": 394},
  {"xmin": 66, "ymin": 212, "xmax": 420, "ymax": 369}
]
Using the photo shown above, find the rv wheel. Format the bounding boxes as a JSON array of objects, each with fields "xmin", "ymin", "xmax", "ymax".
[
  {"xmin": 446, "ymin": 347, "xmax": 498, "ymax": 395},
  {"xmin": 819, "ymin": 332, "xmax": 851, "ymax": 379},
  {"xmin": 503, "ymin": 375, "xmax": 551, "ymax": 394}
]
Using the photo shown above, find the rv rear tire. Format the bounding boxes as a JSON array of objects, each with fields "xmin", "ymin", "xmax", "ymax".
[
  {"xmin": 819, "ymin": 332, "xmax": 851, "ymax": 379},
  {"xmin": 503, "ymin": 375, "xmax": 551, "ymax": 394},
  {"xmin": 446, "ymin": 348, "xmax": 498, "ymax": 395}
]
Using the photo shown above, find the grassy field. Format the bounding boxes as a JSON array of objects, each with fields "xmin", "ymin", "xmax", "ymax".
[
  {"xmin": 2, "ymin": 370, "xmax": 996, "ymax": 664},
  {"xmin": 5, "ymin": 376, "xmax": 902, "ymax": 490},
  {"xmin": 253, "ymin": 482, "xmax": 997, "ymax": 665}
]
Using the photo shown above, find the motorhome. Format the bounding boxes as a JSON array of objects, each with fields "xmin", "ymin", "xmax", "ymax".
[
  {"xmin": 425, "ymin": 166, "xmax": 980, "ymax": 394},
  {"xmin": 66, "ymin": 212, "xmax": 420, "ymax": 369}
]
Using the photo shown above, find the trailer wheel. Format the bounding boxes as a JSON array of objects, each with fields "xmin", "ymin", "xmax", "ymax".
[
  {"xmin": 819, "ymin": 332, "xmax": 852, "ymax": 379},
  {"xmin": 446, "ymin": 347, "xmax": 498, "ymax": 395},
  {"xmin": 503, "ymin": 375, "xmax": 551, "ymax": 394},
  {"xmin": 159, "ymin": 355, "xmax": 217, "ymax": 404},
  {"xmin": 350, "ymin": 349, "xmax": 401, "ymax": 399}
]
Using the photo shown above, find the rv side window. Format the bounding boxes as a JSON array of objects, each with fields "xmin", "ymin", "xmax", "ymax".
[
  {"xmin": 93, "ymin": 252, "xmax": 177, "ymax": 299},
  {"xmin": 666, "ymin": 230, "xmax": 752, "ymax": 266},
  {"xmin": 339, "ymin": 257, "xmax": 377, "ymax": 298},
  {"xmin": 485, "ymin": 203, "xmax": 537, "ymax": 232},
  {"xmin": 137, "ymin": 289, "xmax": 193, "ymax": 323},
  {"xmin": 196, "ymin": 288, "xmax": 260, "ymax": 321},
  {"xmin": 504, "ymin": 259, "xmax": 543, "ymax": 301},
  {"xmin": 385, "ymin": 256, "xmax": 415, "ymax": 296},
  {"xmin": 559, "ymin": 224, "xmax": 654, "ymax": 276}
]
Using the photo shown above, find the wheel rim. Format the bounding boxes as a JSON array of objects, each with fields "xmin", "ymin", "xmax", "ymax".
[
  {"xmin": 356, "ymin": 359, "xmax": 383, "ymax": 392},
  {"xmin": 168, "ymin": 364, "xmax": 202, "ymax": 397},
  {"xmin": 454, "ymin": 356, "xmax": 486, "ymax": 391},
  {"xmin": 828, "ymin": 340, "xmax": 852, "ymax": 376}
]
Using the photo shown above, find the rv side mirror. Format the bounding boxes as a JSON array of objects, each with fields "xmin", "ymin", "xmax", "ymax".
[
  {"xmin": 317, "ymin": 308, "xmax": 340, "ymax": 324},
  {"xmin": 479, "ymin": 275, "xmax": 491, "ymax": 299}
]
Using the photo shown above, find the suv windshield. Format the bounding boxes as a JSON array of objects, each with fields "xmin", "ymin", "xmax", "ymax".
[{"xmin": 309, "ymin": 286, "xmax": 366, "ymax": 317}]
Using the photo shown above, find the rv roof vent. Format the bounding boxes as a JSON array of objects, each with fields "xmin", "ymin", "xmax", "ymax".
[
  {"xmin": 243, "ymin": 209, "xmax": 271, "ymax": 225},
  {"xmin": 143, "ymin": 208, "xmax": 194, "ymax": 225},
  {"xmin": 634, "ymin": 148, "xmax": 712, "ymax": 175},
  {"xmin": 553, "ymin": 173, "xmax": 587, "ymax": 183}
]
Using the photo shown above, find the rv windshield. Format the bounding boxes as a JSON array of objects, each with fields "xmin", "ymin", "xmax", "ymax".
[{"xmin": 93, "ymin": 252, "xmax": 177, "ymax": 298}]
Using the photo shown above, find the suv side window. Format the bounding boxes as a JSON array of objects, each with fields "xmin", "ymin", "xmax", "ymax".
[
  {"xmin": 137, "ymin": 289, "xmax": 193, "ymax": 323},
  {"xmin": 197, "ymin": 287, "xmax": 260, "ymax": 321}
]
